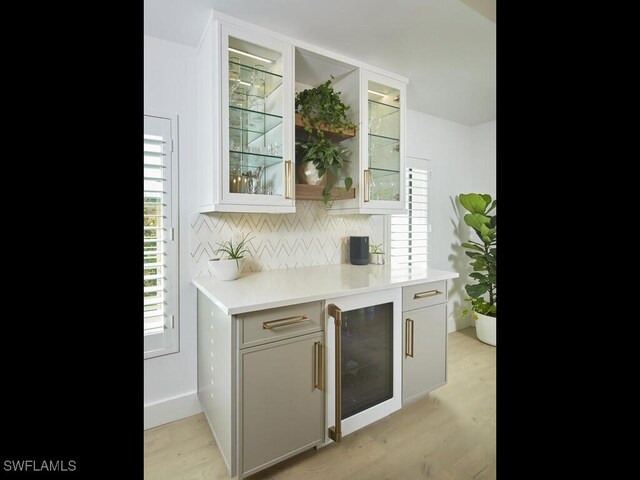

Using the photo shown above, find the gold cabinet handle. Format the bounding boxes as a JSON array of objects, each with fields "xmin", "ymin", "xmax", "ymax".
[
  {"xmin": 363, "ymin": 169, "xmax": 371, "ymax": 202},
  {"xmin": 327, "ymin": 303, "xmax": 342, "ymax": 443},
  {"xmin": 262, "ymin": 315, "xmax": 310, "ymax": 329},
  {"xmin": 284, "ymin": 160, "xmax": 293, "ymax": 199},
  {"xmin": 313, "ymin": 341, "xmax": 323, "ymax": 390},
  {"xmin": 405, "ymin": 318, "xmax": 414, "ymax": 357},
  {"xmin": 413, "ymin": 289, "xmax": 443, "ymax": 299}
]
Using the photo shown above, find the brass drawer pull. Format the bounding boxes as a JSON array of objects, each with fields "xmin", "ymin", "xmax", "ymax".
[
  {"xmin": 363, "ymin": 169, "xmax": 371, "ymax": 202},
  {"xmin": 413, "ymin": 289, "xmax": 442, "ymax": 299},
  {"xmin": 284, "ymin": 160, "xmax": 293, "ymax": 199},
  {"xmin": 262, "ymin": 315, "xmax": 310, "ymax": 329},
  {"xmin": 405, "ymin": 318, "xmax": 414, "ymax": 357},
  {"xmin": 313, "ymin": 341, "xmax": 323, "ymax": 390},
  {"xmin": 327, "ymin": 303, "xmax": 342, "ymax": 443}
]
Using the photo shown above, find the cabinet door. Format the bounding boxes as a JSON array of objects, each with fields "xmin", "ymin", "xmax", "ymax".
[
  {"xmin": 403, "ymin": 303, "xmax": 447, "ymax": 404},
  {"xmin": 360, "ymin": 69, "xmax": 406, "ymax": 213},
  {"xmin": 221, "ymin": 23, "xmax": 295, "ymax": 210},
  {"xmin": 240, "ymin": 332, "xmax": 324, "ymax": 476},
  {"xmin": 325, "ymin": 288, "xmax": 402, "ymax": 440}
]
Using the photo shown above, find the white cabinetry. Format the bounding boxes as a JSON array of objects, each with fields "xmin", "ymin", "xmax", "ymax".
[
  {"xmin": 402, "ymin": 281, "xmax": 448, "ymax": 404},
  {"xmin": 196, "ymin": 12, "xmax": 409, "ymax": 215},
  {"xmin": 196, "ymin": 18, "xmax": 295, "ymax": 213}
]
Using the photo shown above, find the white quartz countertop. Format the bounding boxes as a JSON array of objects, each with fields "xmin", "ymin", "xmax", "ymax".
[{"xmin": 192, "ymin": 264, "xmax": 459, "ymax": 315}]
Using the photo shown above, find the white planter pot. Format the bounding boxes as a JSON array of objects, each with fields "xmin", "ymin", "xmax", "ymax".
[
  {"xmin": 297, "ymin": 161, "xmax": 326, "ymax": 185},
  {"xmin": 208, "ymin": 258, "xmax": 245, "ymax": 281},
  {"xmin": 475, "ymin": 312, "xmax": 496, "ymax": 346},
  {"xmin": 369, "ymin": 253, "xmax": 385, "ymax": 265}
]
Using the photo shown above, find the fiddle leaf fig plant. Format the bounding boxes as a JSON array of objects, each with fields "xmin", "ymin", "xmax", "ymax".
[{"xmin": 459, "ymin": 193, "xmax": 496, "ymax": 318}]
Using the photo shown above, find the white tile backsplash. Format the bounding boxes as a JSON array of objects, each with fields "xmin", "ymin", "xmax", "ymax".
[{"xmin": 190, "ymin": 201, "xmax": 383, "ymax": 276}]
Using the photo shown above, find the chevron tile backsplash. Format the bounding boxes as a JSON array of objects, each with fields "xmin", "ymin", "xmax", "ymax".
[{"xmin": 190, "ymin": 201, "xmax": 384, "ymax": 276}]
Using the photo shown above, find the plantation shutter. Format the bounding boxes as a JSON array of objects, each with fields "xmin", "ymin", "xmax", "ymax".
[
  {"xmin": 390, "ymin": 163, "xmax": 429, "ymax": 267},
  {"xmin": 144, "ymin": 114, "xmax": 178, "ymax": 357}
]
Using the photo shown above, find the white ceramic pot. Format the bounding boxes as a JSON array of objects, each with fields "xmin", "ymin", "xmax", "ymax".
[
  {"xmin": 297, "ymin": 161, "xmax": 326, "ymax": 185},
  {"xmin": 209, "ymin": 258, "xmax": 245, "ymax": 281},
  {"xmin": 369, "ymin": 253, "xmax": 385, "ymax": 265},
  {"xmin": 475, "ymin": 312, "xmax": 496, "ymax": 346}
]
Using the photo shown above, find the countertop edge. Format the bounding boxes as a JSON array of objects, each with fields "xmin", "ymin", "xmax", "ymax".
[{"xmin": 192, "ymin": 268, "xmax": 459, "ymax": 316}]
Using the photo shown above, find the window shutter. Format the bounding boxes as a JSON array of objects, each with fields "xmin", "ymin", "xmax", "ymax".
[
  {"xmin": 144, "ymin": 133, "xmax": 168, "ymax": 333},
  {"xmin": 390, "ymin": 168, "xmax": 429, "ymax": 266}
]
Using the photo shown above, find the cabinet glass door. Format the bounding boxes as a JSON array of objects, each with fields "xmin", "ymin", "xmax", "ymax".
[
  {"xmin": 361, "ymin": 71, "xmax": 405, "ymax": 212},
  {"xmin": 222, "ymin": 26, "xmax": 293, "ymax": 206},
  {"xmin": 368, "ymin": 82, "xmax": 400, "ymax": 202}
]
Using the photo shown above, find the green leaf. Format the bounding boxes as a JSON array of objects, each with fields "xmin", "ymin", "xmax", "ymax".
[
  {"xmin": 461, "ymin": 242, "xmax": 484, "ymax": 252},
  {"xmin": 459, "ymin": 193, "xmax": 488, "ymax": 214},
  {"xmin": 481, "ymin": 194, "xmax": 492, "ymax": 206},
  {"xmin": 344, "ymin": 177, "xmax": 353, "ymax": 191},
  {"xmin": 487, "ymin": 200, "xmax": 497, "ymax": 213},
  {"xmin": 464, "ymin": 213, "xmax": 490, "ymax": 231},
  {"xmin": 469, "ymin": 272, "xmax": 487, "ymax": 280},
  {"xmin": 465, "ymin": 251, "xmax": 481, "ymax": 259},
  {"xmin": 466, "ymin": 283, "xmax": 489, "ymax": 298}
]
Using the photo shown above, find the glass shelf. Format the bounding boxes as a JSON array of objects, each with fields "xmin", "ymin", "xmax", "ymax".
[
  {"xmin": 229, "ymin": 106, "xmax": 283, "ymax": 133},
  {"xmin": 369, "ymin": 132, "xmax": 399, "ymax": 142},
  {"xmin": 229, "ymin": 61, "xmax": 283, "ymax": 98},
  {"xmin": 229, "ymin": 151, "xmax": 283, "ymax": 170},
  {"xmin": 368, "ymin": 100, "xmax": 399, "ymax": 139},
  {"xmin": 369, "ymin": 134, "xmax": 400, "ymax": 171},
  {"xmin": 369, "ymin": 168, "xmax": 400, "ymax": 202},
  {"xmin": 368, "ymin": 98, "xmax": 399, "ymax": 111}
]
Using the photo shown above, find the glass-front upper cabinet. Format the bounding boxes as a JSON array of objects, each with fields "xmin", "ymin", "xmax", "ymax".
[
  {"xmin": 360, "ymin": 70, "xmax": 406, "ymax": 213},
  {"xmin": 219, "ymin": 24, "xmax": 294, "ymax": 212}
]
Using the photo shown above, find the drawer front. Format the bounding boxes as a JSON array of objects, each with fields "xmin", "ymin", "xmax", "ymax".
[
  {"xmin": 403, "ymin": 281, "xmax": 447, "ymax": 311},
  {"xmin": 239, "ymin": 301, "xmax": 324, "ymax": 349}
]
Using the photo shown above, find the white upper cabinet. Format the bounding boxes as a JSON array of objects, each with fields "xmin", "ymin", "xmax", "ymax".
[
  {"xmin": 324, "ymin": 70, "xmax": 407, "ymax": 215},
  {"xmin": 196, "ymin": 19, "xmax": 295, "ymax": 213},
  {"xmin": 196, "ymin": 12, "xmax": 407, "ymax": 215},
  {"xmin": 361, "ymin": 71, "xmax": 406, "ymax": 213}
]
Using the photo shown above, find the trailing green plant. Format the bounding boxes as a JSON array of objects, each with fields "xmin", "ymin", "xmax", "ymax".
[
  {"xmin": 458, "ymin": 193, "xmax": 496, "ymax": 318},
  {"xmin": 213, "ymin": 233, "xmax": 254, "ymax": 267},
  {"xmin": 297, "ymin": 138, "xmax": 353, "ymax": 204},
  {"xmin": 295, "ymin": 76, "xmax": 357, "ymax": 205},
  {"xmin": 295, "ymin": 76, "xmax": 357, "ymax": 138}
]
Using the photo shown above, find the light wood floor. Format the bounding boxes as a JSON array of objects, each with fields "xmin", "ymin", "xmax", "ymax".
[{"xmin": 144, "ymin": 327, "xmax": 496, "ymax": 479}]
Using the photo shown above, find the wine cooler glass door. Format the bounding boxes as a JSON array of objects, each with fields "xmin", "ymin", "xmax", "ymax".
[{"xmin": 326, "ymin": 288, "xmax": 402, "ymax": 442}]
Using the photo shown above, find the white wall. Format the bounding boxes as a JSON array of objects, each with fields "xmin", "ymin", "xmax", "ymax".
[
  {"xmin": 406, "ymin": 111, "xmax": 496, "ymax": 332},
  {"xmin": 470, "ymin": 121, "xmax": 496, "ymax": 198},
  {"xmin": 144, "ymin": 35, "xmax": 202, "ymax": 428}
]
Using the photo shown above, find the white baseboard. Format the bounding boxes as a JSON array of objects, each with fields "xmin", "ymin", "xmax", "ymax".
[{"xmin": 144, "ymin": 392, "xmax": 203, "ymax": 430}]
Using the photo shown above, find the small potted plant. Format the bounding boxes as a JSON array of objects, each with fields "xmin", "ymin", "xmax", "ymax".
[
  {"xmin": 459, "ymin": 193, "xmax": 496, "ymax": 346},
  {"xmin": 209, "ymin": 233, "xmax": 253, "ymax": 281},
  {"xmin": 369, "ymin": 243, "xmax": 385, "ymax": 265},
  {"xmin": 295, "ymin": 76, "xmax": 356, "ymax": 205}
]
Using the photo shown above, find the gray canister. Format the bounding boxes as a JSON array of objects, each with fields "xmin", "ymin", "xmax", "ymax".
[{"xmin": 350, "ymin": 236, "xmax": 369, "ymax": 265}]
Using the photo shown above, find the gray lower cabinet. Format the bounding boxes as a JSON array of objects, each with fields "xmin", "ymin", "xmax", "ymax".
[
  {"xmin": 197, "ymin": 291, "xmax": 324, "ymax": 480},
  {"xmin": 402, "ymin": 283, "xmax": 448, "ymax": 405},
  {"xmin": 241, "ymin": 332, "xmax": 324, "ymax": 476}
]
